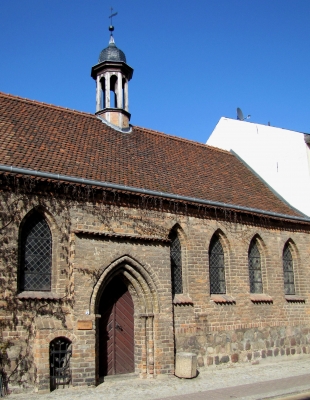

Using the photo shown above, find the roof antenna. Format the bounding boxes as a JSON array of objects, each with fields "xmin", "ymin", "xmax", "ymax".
[
  {"xmin": 109, "ymin": 7, "xmax": 118, "ymax": 43},
  {"xmin": 237, "ymin": 107, "xmax": 251, "ymax": 121}
]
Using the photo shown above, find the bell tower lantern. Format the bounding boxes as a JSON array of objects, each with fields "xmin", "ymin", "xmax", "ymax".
[{"xmin": 91, "ymin": 24, "xmax": 133, "ymax": 129}]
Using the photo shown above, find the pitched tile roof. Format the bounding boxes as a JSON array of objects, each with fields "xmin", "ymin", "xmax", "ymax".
[{"xmin": 0, "ymin": 92, "xmax": 301, "ymax": 217}]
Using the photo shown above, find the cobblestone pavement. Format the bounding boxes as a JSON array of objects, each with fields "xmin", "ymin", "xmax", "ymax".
[{"xmin": 9, "ymin": 355, "xmax": 310, "ymax": 400}]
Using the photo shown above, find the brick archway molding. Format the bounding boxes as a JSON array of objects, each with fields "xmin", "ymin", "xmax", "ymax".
[{"xmin": 90, "ymin": 255, "xmax": 160, "ymax": 378}]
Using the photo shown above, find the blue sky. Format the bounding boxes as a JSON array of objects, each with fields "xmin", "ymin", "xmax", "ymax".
[{"xmin": 1, "ymin": 0, "xmax": 309, "ymax": 142}]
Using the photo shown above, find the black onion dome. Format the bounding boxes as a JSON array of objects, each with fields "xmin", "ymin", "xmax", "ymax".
[{"xmin": 98, "ymin": 41, "xmax": 127, "ymax": 63}]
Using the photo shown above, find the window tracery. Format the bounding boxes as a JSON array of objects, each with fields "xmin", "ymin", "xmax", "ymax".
[
  {"xmin": 209, "ymin": 235, "xmax": 226, "ymax": 294},
  {"xmin": 283, "ymin": 243, "xmax": 295, "ymax": 295},
  {"xmin": 170, "ymin": 232, "xmax": 183, "ymax": 295},
  {"xmin": 20, "ymin": 211, "xmax": 52, "ymax": 291},
  {"xmin": 248, "ymin": 239, "xmax": 263, "ymax": 294}
]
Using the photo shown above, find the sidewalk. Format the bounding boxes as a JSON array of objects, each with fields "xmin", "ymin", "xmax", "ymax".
[
  {"xmin": 157, "ymin": 374, "xmax": 310, "ymax": 400},
  {"xmin": 9, "ymin": 355, "xmax": 310, "ymax": 400}
]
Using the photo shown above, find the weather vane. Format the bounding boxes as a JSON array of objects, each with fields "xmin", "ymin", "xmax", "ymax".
[{"xmin": 109, "ymin": 7, "xmax": 118, "ymax": 33}]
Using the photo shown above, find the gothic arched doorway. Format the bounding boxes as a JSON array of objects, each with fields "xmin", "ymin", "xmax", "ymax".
[{"xmin": 98, "ymin": 276, "xmax": 134, "ymax": 377}]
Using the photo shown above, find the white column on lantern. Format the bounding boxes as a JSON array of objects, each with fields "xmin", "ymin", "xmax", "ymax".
[
  {"xmin": 117, "ymin": 72, "xmax": 123, "ymax": 108},
  {"xmin": 105, "ymin": 72, "xmax": 110, "ymax": 108},
  {"xmin": 124, "ymin": 79, "xmax": 129, "ymax": 112},
  {"xmin": 96, "ymin": 76, "xmax": 101, "ymax": 112}
]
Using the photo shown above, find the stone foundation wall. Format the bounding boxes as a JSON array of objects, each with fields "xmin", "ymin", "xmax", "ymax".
[{"xmin": 175, "ymin": 324, "xmax": 310, "ymax": 368}]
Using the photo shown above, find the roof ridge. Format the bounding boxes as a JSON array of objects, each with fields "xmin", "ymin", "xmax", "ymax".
[
  {"xmin": 0, "ymin": 91, "xmax": 250, "ymax": 157},
  {"xmin": 0, "ymin": 92, "xmax": 301, "ymax": 218},
  {"xmin": 0, "ymin": 91, "xmax": 97, "ymax": 119},
  {"xmin": 0, "ymin": 91, "xmax": 231, "ymax": 155},
  {"xmin": 132, "ymin": 125, "xmax": 232, "ymax": 155}
]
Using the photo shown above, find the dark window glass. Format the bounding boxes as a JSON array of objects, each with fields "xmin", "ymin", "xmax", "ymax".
[
  {"xmin": 248, "ymin": 240, "xmax": 263, "ymax": 293},
  {"xmin": 209, "ymin": 236, "xmax": 226, "ymax": 294},
  {"xmin": 170, "ymin": 233, "xmax": 183, "ymax": 295},
  {"xmin": 283, "ymin": 244, "xmax": 295, "ymax": 295},
  {"xmin": 20, "ymin": 212, "xmax": 52, "ymax": 291}
]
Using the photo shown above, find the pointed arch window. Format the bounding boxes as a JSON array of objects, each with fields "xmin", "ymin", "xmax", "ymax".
[
  {"xmin": 209, "ymin": 236, "xmax": 226, "ymax": 294},
  {"xmin": 248, "ymin": 239, "xmax": 263, "ymax": 293},
  {"xmin": 20, "ymin": 211, "xmax": 52, "ymax": 291},
  {"xmin": 170, "ymin": 232, "xmax": 183, "ymax": 295},
  {"xmin": 283, "ymin": 243, "xmax": 295, "ymax": 295}
]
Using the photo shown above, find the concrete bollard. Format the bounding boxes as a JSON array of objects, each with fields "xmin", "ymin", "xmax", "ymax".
[{"xmin": 175, "ymin": 352, "xmax": 197, "ymax": 378}]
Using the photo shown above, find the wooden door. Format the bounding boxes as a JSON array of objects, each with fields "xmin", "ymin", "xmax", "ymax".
[{"xmin": 99, "ymin": 277, "xmax": 134, "ymax": 376}]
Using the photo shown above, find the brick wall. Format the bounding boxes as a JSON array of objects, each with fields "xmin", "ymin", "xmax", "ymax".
[{"xmin": 1, "ymin": 192, "xmax": 310, "ymax": 392}]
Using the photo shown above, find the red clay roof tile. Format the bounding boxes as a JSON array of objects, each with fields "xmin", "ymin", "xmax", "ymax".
[{"xmin": 0, "ymin": 92, "xmax": 301, "ymax": 217}]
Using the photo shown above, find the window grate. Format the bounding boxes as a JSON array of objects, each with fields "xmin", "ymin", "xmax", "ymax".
[
  {"xmin": 209, "ymin": 237, "xmax": 226, "ymax": 294},
  {"xmin": 170, "ymin": 234, "xmax": 183, "ymax": 295},
  {"xmin": 21, "ymin": 212, "xmax": 52, "ymax": 291},
  {"xmin": 283, "ymin": 244, "xmax": 295, "ymax": 295},
  {"xmin": 50, "ymin": 338, "xmax": 72, "ymax": 391},
  {"xmin": 248, "ymin": 240, "xmax": 263, "ymax": 293}
]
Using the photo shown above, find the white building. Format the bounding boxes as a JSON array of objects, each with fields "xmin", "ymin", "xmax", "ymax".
[{"xmin": 207, "ymin": 117, "xmax": 310, "ymax": 217}]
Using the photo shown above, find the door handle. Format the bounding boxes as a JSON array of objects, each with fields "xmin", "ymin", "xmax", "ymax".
[{"xmin": 115, "ymin": 322, "xmax": 123, "ymax": 331}]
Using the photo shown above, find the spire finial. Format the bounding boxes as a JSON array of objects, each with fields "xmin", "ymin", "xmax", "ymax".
[{"xmin": 108, "ymin": 7, "xmax": 118, "ymax": 38}]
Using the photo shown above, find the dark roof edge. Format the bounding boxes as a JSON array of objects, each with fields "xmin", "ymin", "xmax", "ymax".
[
  {"xmin": 0, "ymin": 164, "xmax": 309, "ymax": 223},
  {"xmin": 230, "ymin": 150, "xmax": 309, "ymax": 218}
]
